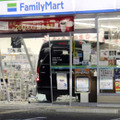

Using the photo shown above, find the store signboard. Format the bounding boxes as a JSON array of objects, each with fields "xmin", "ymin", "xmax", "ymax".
[
  {"xmin": 100, "ymin": 69, "xmax": 113, "ymax": 90},
  {"xmin": 0, "ymin": 0, "xmax": 119, "ymax": 17},
  {"xmin": 0, "ymin": 0, "xmax": 74, "ymax": 17},
  {"xmin": 0, "ymin": 16, "xmax": 74, "ymax": 33}
]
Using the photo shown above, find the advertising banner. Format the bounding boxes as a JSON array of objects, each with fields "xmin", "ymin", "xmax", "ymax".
[
  {"xmin": 100, "ymin": 69, "xmax": 113, "ymax": 90},
  {"xmin": 0, "ymin": 16, "xmax": 74, "ymax": 33}
]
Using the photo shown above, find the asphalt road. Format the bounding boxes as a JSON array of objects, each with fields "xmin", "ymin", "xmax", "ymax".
[{"xmin": 0, "ymin": 106, "xmax": 120, "ymax": 120}]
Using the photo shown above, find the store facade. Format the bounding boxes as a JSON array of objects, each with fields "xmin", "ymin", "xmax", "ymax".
[{"xmin": 0, "ymin": 0, "xmax": 120, "ymax": 104}]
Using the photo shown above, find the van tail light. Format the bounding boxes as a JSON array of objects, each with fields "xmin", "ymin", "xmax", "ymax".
[
  {"xmin": 36, "ymin": 66, "xmax": 40, "ymax": 82},
  {"xmin": 36, "ymin": 73, "xmax": 40, "ymax": 82}
]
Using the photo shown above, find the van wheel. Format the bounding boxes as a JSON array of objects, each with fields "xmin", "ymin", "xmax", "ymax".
[
  {"xmin": 46, "ymin": 94, "xmax": 57, "ymax": 102},
  {"xmin": 46, "ymin": 94, "xmax": 51, "ymax": 102}
]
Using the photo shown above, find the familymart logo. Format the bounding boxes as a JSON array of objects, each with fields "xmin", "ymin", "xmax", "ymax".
[{"xmin": 7, "ymin": 3, "xmax": 17, "ymax": 12}]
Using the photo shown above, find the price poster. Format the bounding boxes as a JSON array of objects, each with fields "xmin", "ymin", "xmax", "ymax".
[
  {"xmin": 114, "ymin": 69, "xmax": 120, "ymax": 93},
  {"xmin": 100, "ymin": 78, "xmax": 113, "ymax": 90},
  {"xmin": 115, "ymin": 81, "xmax": 120, "ymax": 93},
  {"xmin": 100, "ymin": 69, "xmax": 113, "ymax": 78},
  {"xmin": 76, "ymin": 77, "xmax": 89, "ymax": 92},
  {"xmin": 114, "ymin": 69, "xmax": 120, "ymax": 81},
  {"xmin": 100, "ymin": 50, "xmax": 109, "ymax": 58},
  {"xmin": 100, "ymin": 69, "xmax": 113, "ymax": 90},
  {"xmin": 57, "ymin": 73, "xmax": 67, "ymax": 90}
]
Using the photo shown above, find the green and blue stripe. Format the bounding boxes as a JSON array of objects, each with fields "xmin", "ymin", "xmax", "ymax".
[{"xmin": 7, "ymin": 3, "xmax": 17, "ymax": 12}]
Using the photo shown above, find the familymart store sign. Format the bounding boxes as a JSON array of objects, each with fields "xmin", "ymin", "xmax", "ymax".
[
  {"xmin": 7, "ymin": 1, "xmax": 66, "ymax": 13},
  {"xmin": 0, "ymin": 0, "xmax": 120, "ymax": 17},
  {"xmin": 0, "ymin": 0, "xmax": 74, "ymax": 17}
]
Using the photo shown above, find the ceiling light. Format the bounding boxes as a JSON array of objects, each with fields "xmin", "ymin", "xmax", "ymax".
[
  {"xmin": 75, "ymin": 22, "xmax": 95, "ymax": 26},
  {"xmin": 99, "ymin": 17, "xmax": 120, "ymax": 20},
  {"xmin": 74, "ymin": 18, "xmax": 95, "ymax": 22}
]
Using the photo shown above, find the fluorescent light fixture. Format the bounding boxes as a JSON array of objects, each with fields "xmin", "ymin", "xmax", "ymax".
[
  {"xmin": 99, "ymin": 17, "xmax": 120, "ymax": 20},
  {"xmin": 74, "ymin": 18, "xmax": 95, "ymax": 22},
  {"xmin": 75, "ymin": 17, "xmax": 120, "ymax": 21},
  {"xmin": 101, "ymin": 25, "xmax": 117, "ymax": 29},
  {"xmin": 75, "ymin": 22, "xmax": 95, "ymax": 27},
  {"xmin": 75, "ymin": 22, "xmax": 117, "ymax": 29}
]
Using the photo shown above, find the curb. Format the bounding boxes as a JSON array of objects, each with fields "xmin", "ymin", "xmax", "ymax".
[{"xmin": 56, "ymin": 108, "xmax": 119, "ymax": 114}]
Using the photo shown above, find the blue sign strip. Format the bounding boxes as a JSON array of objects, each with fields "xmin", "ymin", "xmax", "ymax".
[
  {"xmin": 0, "ymin": 11, "xmax": 75, "ymax": 17},
  {"xmin": 0, "ymin": 9, "xmax": 118, "ymax": 17},
  {"xmin": 116, "ymin": 9, "xmax": 120, "ymax": 11}
]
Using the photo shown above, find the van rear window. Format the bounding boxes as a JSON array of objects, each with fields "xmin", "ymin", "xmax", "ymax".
[
  {"xmin": 39, "ymin": 40, "xmax": 83, "ymax": 65},
  {"xmin": 51, "ymin": 48, "xmax": 69, "ymax": 65}
]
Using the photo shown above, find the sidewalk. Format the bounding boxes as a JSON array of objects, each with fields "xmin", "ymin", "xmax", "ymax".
[
  {"xmin": 0, "ymin": 101, "xmax": 119, "ymax": 114},
  {"xmin": 43, "ymin": 102, "xmax": 120, "ymax": 114}
]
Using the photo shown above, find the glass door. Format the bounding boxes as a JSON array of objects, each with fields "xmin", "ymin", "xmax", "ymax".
[{"xmin": 72, "ymin": 17, "xmax": 97, "ymax": 104}]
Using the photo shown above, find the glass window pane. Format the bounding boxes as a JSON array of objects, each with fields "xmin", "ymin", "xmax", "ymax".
[{"xmin": 98, "ymin": 16, "xmax": 120, "ymax": 94}]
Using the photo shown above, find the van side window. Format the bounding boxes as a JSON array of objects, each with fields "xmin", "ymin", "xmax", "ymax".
[{"xmin": 40, "ymin": 47, "xmax": 49, "ymax": 64}]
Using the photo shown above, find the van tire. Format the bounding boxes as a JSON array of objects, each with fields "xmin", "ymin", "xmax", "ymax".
[
  {"xmin": 46, "ymin": 94, "xmax": 51, "ymax": 102},
  {"xmin": 46, "ymin": 94, "xmax": 57, "ymax": 102}
]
